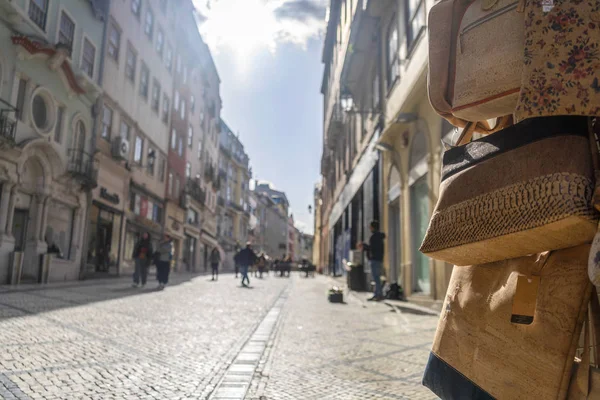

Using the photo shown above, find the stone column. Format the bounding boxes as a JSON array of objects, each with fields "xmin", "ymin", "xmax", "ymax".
[
  {"xmin": 70, "ymin": 207, "xmax": 82, "ymax": 261},
  {"xmin": 38, "ymin": 196, "xmax": 50, "ymax": 241},
  {"xmin": 0, "ymin": 183, "xmax": 14, "ymax": 235},
  {"xmin": 5, "ymin": 186, "xmax": 17, "ymax": 236}
]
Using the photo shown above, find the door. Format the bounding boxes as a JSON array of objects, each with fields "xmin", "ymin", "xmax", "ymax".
[
  {"xmin": 12, "ymin": 209, "xmax": 28, "ymax": 252},
  {"xmin": 96, "ymin": 224, "xmax": 112, "ymax": 272},
  {"xmin": 410, "ymin": 176, "xmax": 430, "ymax": 294}
]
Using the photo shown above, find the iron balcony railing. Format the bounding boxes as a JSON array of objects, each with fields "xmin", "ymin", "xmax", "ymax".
[
  {"xmin": 67, "ymin": 149, "xmax": 98, "ymax": 189},
  {"xmin": 0, "ymin": 98, "xmax": 18, "ymax": 144},
  {"xmin": 185, "ymin": 179, "xmax": 206, "ymax": 205}
]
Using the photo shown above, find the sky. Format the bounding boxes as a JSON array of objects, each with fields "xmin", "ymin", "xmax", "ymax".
[{"xmin": 193, "ymin": 0, "xmax": 327, "ymax": 235}]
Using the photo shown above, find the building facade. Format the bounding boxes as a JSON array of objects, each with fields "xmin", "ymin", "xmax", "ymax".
[
  {"xmin": 318, "ymin": 0, "xmax": 453, "ymax": 304},
  {"xmin": 253, "ymin": 190, "xmax": 288, "ymax": 261},
  {"xmin": 217, "ymin": 119, "xmax": 250, "ymax": 270},
  {"xmin": 0, "ymin": 0, "xmax": 106, "ymax": 283}
]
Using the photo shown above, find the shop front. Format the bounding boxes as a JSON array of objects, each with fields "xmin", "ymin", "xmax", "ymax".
[
  {"xmin": 122, "ymin": 184, "xmax": 165, "ymax": 274},
  {"xmin": 165, "ymin": 200, "xmax": 185, "ymax": 272}
]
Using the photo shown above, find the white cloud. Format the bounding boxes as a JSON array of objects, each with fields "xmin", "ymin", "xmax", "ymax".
[{"xmin": 194, "ymin": 0, "xmax": 327, "ymax": 57}]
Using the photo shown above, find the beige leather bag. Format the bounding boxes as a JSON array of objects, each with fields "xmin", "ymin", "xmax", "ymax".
[{"xmin": 428, "ymin": 0, "xmax": 524, "ymax": 125}]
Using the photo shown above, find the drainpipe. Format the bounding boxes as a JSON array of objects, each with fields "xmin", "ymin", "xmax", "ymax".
[{"xmin": 79, "ymin": 1, "xmax": 111, "ymax": 279}]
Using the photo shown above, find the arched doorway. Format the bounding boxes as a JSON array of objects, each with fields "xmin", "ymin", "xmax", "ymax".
[
  {"xmin": 387, "ymin": 165, "xmax": 401, "ymax": 285},
  {"xmin": 409, "ymin": 131, "xmax": 431, "ymax": 294}
]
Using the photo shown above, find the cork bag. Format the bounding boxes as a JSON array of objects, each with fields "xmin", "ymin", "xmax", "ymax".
[
  {"xmin": 419, "ymin": 116, "xmax": 597, "ymax": 266},
  {"xmin": 428, "ymin": 0, "xmax": 524, "ymax": 125},
  {"xmin": 422, "ymin": 245, "xmax": 593, "ymax": 400}
]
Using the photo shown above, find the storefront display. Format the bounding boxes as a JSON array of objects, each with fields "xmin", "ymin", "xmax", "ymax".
[{"xmin": 87, "ymin": 203, "xmax": 123, "ymax": 273}]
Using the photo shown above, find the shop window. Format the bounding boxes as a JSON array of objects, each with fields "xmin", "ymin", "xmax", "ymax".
[{"xmin": 125, "ymin": 231, "xmax": 139, "ymax": 261}]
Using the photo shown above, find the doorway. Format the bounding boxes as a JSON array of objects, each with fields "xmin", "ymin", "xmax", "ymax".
[
  {"xmin": 12, "ymin": 209, "xmax": 29, "ymax": 252},
  {"xmin": 410, "ymin": 175, "xmax": 430, "ymax": 294},
  {"xmin": 388, "ymin": 199, "xmax": 401, "ymax": 284}
]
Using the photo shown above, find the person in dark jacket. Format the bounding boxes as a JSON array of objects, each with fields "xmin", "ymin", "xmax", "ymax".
[
  {"xmin": 132, "ymin": 232, "xmax": 153, "ymax": 288},
  {"xmin": 235, "ymin": 242, "xmax": 257, "ymax": 287},
  {"xmin": 210, "ymin": 247, "xmax": 221, "ymax": 281},
  {"xmin": 155, "ymin": 233, "xmax": 173, "ymax": 290},
  {"xmin": 360, "ymin": 220, "xmax": 386, "ymax": 301}
]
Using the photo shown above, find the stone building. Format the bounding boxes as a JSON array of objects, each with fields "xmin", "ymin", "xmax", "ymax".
[
  {"xmin": 0, "ymin": 0, "xmax": 106, "ymax": 283},
  {"xmin": 318, "ymin": 0, "xmax": 452, "ymax": 304}
]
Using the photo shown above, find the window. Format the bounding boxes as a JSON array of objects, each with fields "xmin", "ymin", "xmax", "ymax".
[
  {"xmin": 387, "ymin": 20, "xmax": 399, "ymax": 88},
  {"xmin": 406, "ymin": 0, "xmax": 426, "ymax": 51},
  {"xmin": 190, "ymin": 95, "xmax": 195, "ymax": 114},
  {"xmin": 180, "ymin": 99, "xmax": 186, "ymax": 120},
  {"xmin": 174, "ymin": 176, "xmax": 181, "ymax": 197},
  {"xmin": 54, "ymin": 106, "xmax": 64, "ymax": 143},
  {"xmin": 81, "ymin": 38, "xmax": 96, "ymax": 78},
  {"xmin": 156, "ymin": 28, "xmax": 164, "ymax": 55},
  {"xmin": 145, "ymin": 8, "xmax": 154, "ymax": 38},
  {"xmin": 120, "ymin": 121, "xmax": 131, "ymax": 140},
  {"xmin": 32, "ymin": 94, "xmax": 49, "ymax": 131},
  {"xmin": 159, "ymin": 157, "xmax": 165, "ymax": 182},
  {"xmin": 75, "ymin": 120, "xmax": 86, "ymax": 151},
  {"xmin": 165, "ymin": 45, "xmax": 173, "ymax": 71},
  {"xmin": 102, "ymin": 105, "xmax": 113, "ymax": 139},
  {"xmin": 131, "ymin": 0, "xmax": 141, "ymax": 18},
  {"xmin": 151, "ymin": 80, "xmax": 160, "ymax": 112},
  {"xmin": 134, "ymin": 136, "xmax": 143, "ymax": 163},
  {"xmin": 108, "ymin": 23, "xmax": 121, "ymax": 61},
  {"xmin": 58, "ymin": 11, "xmax": 75, "ymax": 56},
  {"xmin": 178, "ymin": 136, "xmax": 183, "ymax": 157},
  {"xmin": 188, "ymin": 125, "xmax": 193, "ymax": 148},
  {"xmin": 125, "ymin": 45, "xmax": 137, "ymax": 82},
  {"xmin": 186, "ymin": 162, "xmax": 191, "ymax": 178},
  {"xmin": 171, "ymin": 129, "xmax": 177, "ymax": 149},
  {"xmin": 147, "ymin": 147, "xmax": 155, "ymax": 175},
  {"xmin": 159, "ymin": 0, "xmax": 167, "ymax": 13},
  {"xmin": 16, "ymin": 78, "xmax": 27, "ymax": 121},
  {"xmin": 174, "ymin": 91, "xmax": 179, "ymax": 112},
  {"xmin": 372, "ymin": 73, "xmax": 380, "ymax": 110},
  {"xmin": 162, "ymin": 95, "xmax": 169, "ymax": 123},
  {"xmin": 183, "ymin": 66, "xmax": 188, "ymax": 84},
  {"xmin": 139, "ymin": 63, "xmax": 149, "ymax": 99},
  {"xmin": 168, "ymin": 172, "xmax": 174, "ymax": 196},
  {"xmin": 29, "ymin": 0, "xmax": 48, "ymax": 31},
  {"xmin": 198, "ymin": 143, "xmax": 202, "ymax": 160}
]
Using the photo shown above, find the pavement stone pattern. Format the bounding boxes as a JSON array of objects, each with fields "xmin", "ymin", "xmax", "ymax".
[
  {"xmin": 0, "ymin": 271, "xmax": 440, "ymax": 399},
  {"xmin": 246, "ymin": 276, "xmax": 440, "ymax": 400},
  {"xmin": 0, "ymin": 272, "xmax": 289, "ymax": 399}
]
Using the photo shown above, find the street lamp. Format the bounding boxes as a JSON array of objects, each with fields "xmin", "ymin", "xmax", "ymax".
[{"xmin": 308, "ymin": 205, "xmax": 312, "ymax": 214}]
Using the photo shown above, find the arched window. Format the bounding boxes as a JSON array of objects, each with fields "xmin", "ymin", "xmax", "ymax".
[{"xmin": 75, "ymin": 120, "xmax": 86, "ymax": 151}]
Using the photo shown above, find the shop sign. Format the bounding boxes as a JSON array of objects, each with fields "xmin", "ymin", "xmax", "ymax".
[{"xmin": 100, "ymin": 187, "xmax": 120, "ymax": 205}]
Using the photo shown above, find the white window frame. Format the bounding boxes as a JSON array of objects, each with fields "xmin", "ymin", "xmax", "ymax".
[
  {"xmin": 134, "ymin": 136, "xmax": 144, "ymax": 164},
  {"xmin": 108, "ymin": 21, "xmax": 121, "ymax": 61},
  {"xmin": 171, "ymin": 129, "xmax": 177, "ymax": 150},
  {"xmin": 139, "ymin": 62, "xmax": 150, "ymax": 99},
  {"xmin": 145, "ymin": 7, "xmax": 154, "ymax": 39},
  {"xmin": 79, "ymin": 35, "xmax": 97, "ymax": 80},
  {"xmin": 125, "ymin": 44, "xmax": 137, "ymax": 83},
  {"xmin": 55, "ymin": 8, "xmax": 76, "ymax": 59}
]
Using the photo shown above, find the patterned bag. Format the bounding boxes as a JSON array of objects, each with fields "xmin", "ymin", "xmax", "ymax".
[
  {"xmin": 515, "ymin": 0, "xmax": 600, "ymax": 121},
  {"xmin": 420, "ymin": 116, "xmax": 597, "ymax": 266}
]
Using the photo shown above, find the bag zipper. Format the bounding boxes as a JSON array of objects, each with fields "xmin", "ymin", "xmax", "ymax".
[{"xmin": 459, "ymin": 1, "xmax": 518, "ymax": 53}]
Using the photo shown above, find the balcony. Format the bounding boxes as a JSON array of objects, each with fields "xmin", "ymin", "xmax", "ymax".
[
  {"xmin": 0, "ymin": 99, "xmax": 18, "ymax": 145},
  {"xmin": 185, "ymin": 179, "xmax": 206, "ymax": 205},
  {"xmin": 67, "ymin": 149, "xmax": 98, "ymax": 190},
  {"xmin": 327, "ymin": 103, "xmax": 345, "ymax": 150}
]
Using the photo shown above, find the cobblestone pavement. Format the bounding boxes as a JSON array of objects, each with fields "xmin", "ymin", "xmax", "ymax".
[
  {"xmin": 0, "ymin": 272, "xmax": 439, "ymax": 399},
  {"xmin": 247, "ymin": 276, "xmax": 439, "ymax": 400}
]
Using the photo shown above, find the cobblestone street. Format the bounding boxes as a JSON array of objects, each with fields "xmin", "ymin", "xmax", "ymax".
[{"xmin": 0, "ymin": 272, "xmax": 438, "ymax": 399}]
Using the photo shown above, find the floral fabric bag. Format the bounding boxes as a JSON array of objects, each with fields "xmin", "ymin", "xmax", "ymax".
[{"xmin": 515, "ymin": 0, "xmax": 600, "ymax": 121}]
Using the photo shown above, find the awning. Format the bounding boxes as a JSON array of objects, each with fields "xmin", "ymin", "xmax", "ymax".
[{"xmin": 328, "ymin": 133, "xmax": 380, "ymax": 230}]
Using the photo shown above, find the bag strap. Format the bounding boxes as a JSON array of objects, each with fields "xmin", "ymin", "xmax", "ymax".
[{"xmin": 455, "ymin": 116, "xmax": 515, "ymax": 146}]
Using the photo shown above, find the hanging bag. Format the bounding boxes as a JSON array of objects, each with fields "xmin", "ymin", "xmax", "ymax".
[
  {"xmin": 422, "ymin": 245, "xmax": 593, "ymax": 399},
  {"xmin": 420, "ymin": 116, "xmax": 597, "ymax": 266}
]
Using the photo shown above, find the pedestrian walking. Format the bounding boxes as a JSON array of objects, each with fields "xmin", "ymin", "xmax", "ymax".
[
  {"xmin": 359, "ymin": 220, "xmax": 386, "ymax": 301},
  {"xmin": 257, "ymin": 253, "xmax": 266, "ymax": 279},
  {"xmin": 210, "ymin": 247, "xmax": 221, "ymax": 281},
  {"xmin": 235, "ymin": 242, "xmax": 257, "ymax": 287},
  {"xmin": 155, "ymin": 233, "xmax": 173, "ymax": 290},
  {"xmin": 132, "ymin": 232, "xmax": 153, "ymax": 288}
]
